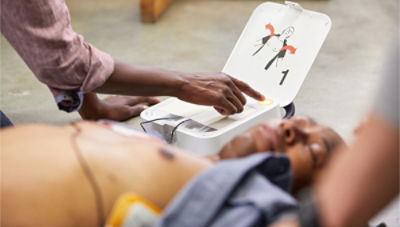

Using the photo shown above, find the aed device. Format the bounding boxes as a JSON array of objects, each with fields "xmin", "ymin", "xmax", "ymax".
[{"xmin": 140, "ymin": 1, "xmax": 331, "ymax": 156}]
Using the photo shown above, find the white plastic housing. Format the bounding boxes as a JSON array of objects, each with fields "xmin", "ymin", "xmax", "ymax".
[
  {"xmin": 140, "ymin": 1, "xmax": 331, "ymax": 155},
  {"xmin": 141, "ymin": 98, "xmax": 281, "ymax": 156}
]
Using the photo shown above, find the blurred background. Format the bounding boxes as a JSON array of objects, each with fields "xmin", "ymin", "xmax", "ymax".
[{"xmin": 0, "ymin": 0, "xmax": 398, "ymax": 225}]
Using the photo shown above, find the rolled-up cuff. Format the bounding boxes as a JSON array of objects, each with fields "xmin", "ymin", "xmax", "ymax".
[
  {"xmin": 79, "ymin": 44, "xmax": 115, "ymax": 93},
  {"xmin": 49, "ymin": 44, "xmax": 114, "ymax": 113},
  {"xmin": 53, "ymin": 90, "xmax": 83, "ymax": 112}
]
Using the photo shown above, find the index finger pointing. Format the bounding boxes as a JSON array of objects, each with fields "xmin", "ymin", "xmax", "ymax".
[{"xmin": 229, "ymin": 76, "xmax": 265, "ymax": 101}]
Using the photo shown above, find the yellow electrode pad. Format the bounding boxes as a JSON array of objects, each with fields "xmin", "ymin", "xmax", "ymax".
[{"xmin": 106, "ymin": 193, "xmax": 161, "ymax": 227}]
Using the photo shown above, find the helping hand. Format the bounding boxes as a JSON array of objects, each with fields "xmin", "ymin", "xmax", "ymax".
[
  {"xmin": 79, "ymin": 93, "xmax": 160, "ymax": 121},
  {"xmin": 178, "ymin": 72, "xmax": 265, "ymax": 115}
]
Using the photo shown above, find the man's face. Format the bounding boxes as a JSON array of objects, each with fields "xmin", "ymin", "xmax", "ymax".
[
  {"xmin": 219, "ymin": 116, "xmax": 345, "ymax": 192},
  {"xmin": 264, "ymin": 116, "xmax": 344, "ymax": 191}
]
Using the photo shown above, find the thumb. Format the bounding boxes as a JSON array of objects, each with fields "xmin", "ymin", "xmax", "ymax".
[
  {"xmin": 128, "ymin": 105, "xmax": 148, "ymax": 117},
  {"xmin": 144, "ymin": 97, "xmax": 161, "ymax": 105},
  {"xmin": 214, "ymin": 106, "xmax": 227, "ymax": 115}
]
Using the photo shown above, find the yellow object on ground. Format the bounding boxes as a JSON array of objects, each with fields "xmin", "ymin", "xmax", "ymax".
[{"xmin": 106, "ymin": 193, "xmax": 161, "ymax": 227}]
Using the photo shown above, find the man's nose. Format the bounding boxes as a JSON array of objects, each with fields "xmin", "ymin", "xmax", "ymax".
[{"xmin": 280, "ymin": 120, "xmax": 306, "ymax": 145}]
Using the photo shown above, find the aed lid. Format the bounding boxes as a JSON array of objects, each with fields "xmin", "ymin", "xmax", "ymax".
[{"xmin": 223, "ymin": 1, "xmax": 331, "ymax": 107}]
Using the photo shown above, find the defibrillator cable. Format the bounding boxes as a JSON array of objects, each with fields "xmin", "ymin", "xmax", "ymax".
[
  {"xmin": 70, "ymin": 122, "xmax": 105, "ymax": 227},
  {"xmin": 169, "ymin": 119, "xmax": 191, "ymax": 143},
  {"xmin": 140, "ymin": 116, "xmax": 191, "ymax": 144},
  {"xmin": 140, "ymin": 116, "xmax": 182, "ymax": 133}
]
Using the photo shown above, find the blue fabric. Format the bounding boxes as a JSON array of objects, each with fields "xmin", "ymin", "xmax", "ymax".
[
  {"xmin": 0, "ymin": 110, "xmax": 13, "ymax": 128},
  {"xmin": 157, "ymin": 153, "xmax": 297, "ymax": 227}
]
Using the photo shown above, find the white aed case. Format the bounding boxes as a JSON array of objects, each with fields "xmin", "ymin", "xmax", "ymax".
[{"xmin": 140, "ymin": 1, "xmax": 332, "ymax": 156}]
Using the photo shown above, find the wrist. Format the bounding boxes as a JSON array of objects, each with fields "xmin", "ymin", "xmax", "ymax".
[
  {"xmin": 78, "ymin": 93, "xmax": 106, "ymax": 120},
  {"xmin": 168, "ymin": 71, "xmax": 190, "ymax": 98}
]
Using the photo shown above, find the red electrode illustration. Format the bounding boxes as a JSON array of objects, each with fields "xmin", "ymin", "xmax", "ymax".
[{"xmin": 253, "ymin": 23, "xmax": 297, "ymax": 71}]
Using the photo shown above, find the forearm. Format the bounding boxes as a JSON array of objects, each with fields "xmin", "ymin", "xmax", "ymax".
[
  {"xmin": 94, "ymin": 59, "xmax": 265, "ymax": 115},
  {"xmin": 315, "ymin": 113, "xmax": 399, "ymax": 227},
  {"xmin": 94, "ymin": 60, "xmax": 185, "ymax": 97}
]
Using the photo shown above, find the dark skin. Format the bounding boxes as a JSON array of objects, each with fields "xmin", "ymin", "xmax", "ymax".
[
  {"xmin": 315, "ymin": 113, "xmax": 399, "ymax": 227},
  {"xmin": 269, "ymin": 114, "xmax": 399, "ymax": 227},
  {"xmin": 219, "ymin": 116, "xmax": 345, "ymax": 194},
  {"xmin": 80, "ymin": 60, "xmax": 265, "ymax": 120},
  {"xmin": 79, "ymin": 93, "xmax": 160, "ymax": 121}
]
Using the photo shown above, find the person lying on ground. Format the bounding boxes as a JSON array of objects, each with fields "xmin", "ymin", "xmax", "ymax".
[{"xmin": 0, "ymin": 116, "xmax": 344, "ymax": 227}]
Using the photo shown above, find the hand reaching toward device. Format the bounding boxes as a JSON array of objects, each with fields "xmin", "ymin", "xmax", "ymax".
[
  {"xmin": 94, "ymin": 61, "xmax": 264, "ymax": 115},
  {"xmin": 79, "ymin": 93, "xmax": 160, "ymax": 121},
  {"xmin": 177, "ymin": 72, "xmax": 265, "ymax": 115}
]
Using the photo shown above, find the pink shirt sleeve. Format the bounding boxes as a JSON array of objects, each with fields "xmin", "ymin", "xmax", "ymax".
[{"xmin": 0, "ymin": 0, "xmax": 114, "ymax": 112}]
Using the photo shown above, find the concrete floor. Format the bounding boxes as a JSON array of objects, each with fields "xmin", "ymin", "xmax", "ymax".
[{"xmin": 0, "ymin": 0, "xmax": 398, "ymax": 225}]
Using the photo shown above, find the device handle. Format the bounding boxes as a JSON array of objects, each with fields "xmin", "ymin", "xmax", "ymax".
[{"xmin": 283, "ymin": 102, "xmax": 295, "ymax": 119}]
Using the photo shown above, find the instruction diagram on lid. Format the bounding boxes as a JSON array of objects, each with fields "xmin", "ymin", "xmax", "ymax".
[
  {"xmin": 223, "ymin": 1, "xmax": 331, "ymax": 106},
  {"xmin": 252, "ymin": 24, "xmax": 296, "ymax": 71},
  {"xmin": 252, "ymin": 23, "xmax": 297, "ymax": 85}
]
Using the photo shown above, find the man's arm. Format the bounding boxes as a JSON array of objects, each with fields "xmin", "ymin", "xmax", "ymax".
[
  {"xmin": 314, "ymin": 113, "xmax": 399, "ymax": 227},
  {"xmin": 1, "ymin": 0, "xmax": 115, "ymax": 114},
  {"xmin": 80, "ymin": 57, "xmax": 267, "ymax": 120},
  {"xmin": 314, "ymin": 41, "xmax": 399, "ymax": 227},
  {"xmin": 1, "ymin": 0, "xmax": 264, "ymax": 120},
  {"xmin": 95, "ymin": 60, "xmax": 265, "ymax": 115}
]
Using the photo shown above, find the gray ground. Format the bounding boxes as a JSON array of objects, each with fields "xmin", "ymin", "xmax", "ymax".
[{"xmin": 0, "ymin": 0, "xmax": 398, "ymax": 225}]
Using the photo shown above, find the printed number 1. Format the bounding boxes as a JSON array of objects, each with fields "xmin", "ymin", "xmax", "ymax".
[{"xmin": 280, "ymin": 69, "xmax": 289, "ymax": 85}]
